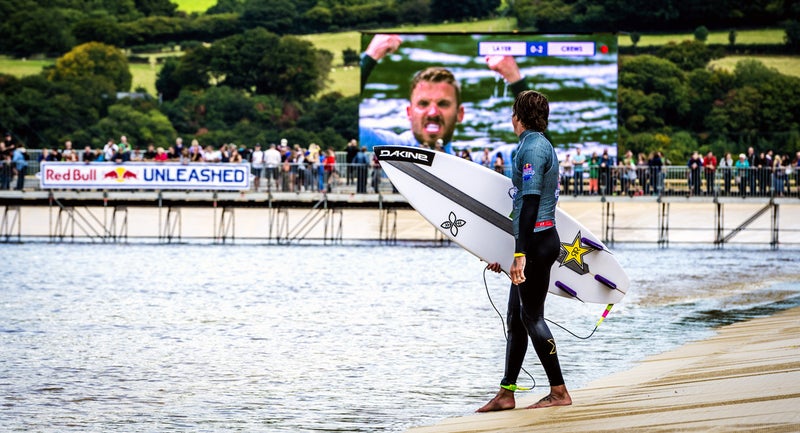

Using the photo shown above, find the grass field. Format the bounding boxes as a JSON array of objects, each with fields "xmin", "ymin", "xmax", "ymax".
[
  {"xmin": 0, "ymin": 57, "xmax": 51, "ymax": 77},
  {"xmin": 130, "ymin": 62, "xmax": 160, "ymax": 95},
  {"xmin": 0, "ymin": 56, "xmax": 161, "ymax": 95},
  {"xmin": 618, "ymin": 28, "xmax": 785, "ymax": 46},
  {"xmin": 172, "ymin": 0, "xmax": 216, "ymax": 13},
  {"xmin": 709, "ymin": 55, "xmax": 800, "ymax": 78}
]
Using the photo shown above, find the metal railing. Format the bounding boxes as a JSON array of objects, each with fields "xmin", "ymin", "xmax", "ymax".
[
  {"xmin": 559, "ymin": 166, "xmax": 799, "ymax": 199},
  {"xmin": 3, "ymin": 148, "xmax": 799, "ymax": 199}
]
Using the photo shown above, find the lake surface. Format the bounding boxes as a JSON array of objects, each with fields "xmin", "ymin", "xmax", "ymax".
[{"xmin": 2, "ymin": 243, "xmax": 799, "ymax": 432}]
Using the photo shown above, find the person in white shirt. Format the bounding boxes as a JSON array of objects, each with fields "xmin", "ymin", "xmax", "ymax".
[
  {"xmin": 559, "ymin": 154, "xmax": 573, "ymax": 195},
  {"xmin": 264, "ymin": 143, "xmax": 282, "ymax": 190},
  {"xmin": 204, "ymin": 145, "xmax": 222, "ymax": 163},
  {"xmin": 250, "ymin": 143, "xmax": 265, "ymax": 190},
  {"xmin": 102, "ymin": 138, "xmax": 117, "ymax": 162},
  {"xmin": 572, "ymin": 147, "xmax": 586, "ymax": 196}
]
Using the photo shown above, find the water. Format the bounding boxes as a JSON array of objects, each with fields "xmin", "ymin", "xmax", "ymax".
[{"xmin": 2, "ymin": 243, "xmax": 799, "ymax": 432}]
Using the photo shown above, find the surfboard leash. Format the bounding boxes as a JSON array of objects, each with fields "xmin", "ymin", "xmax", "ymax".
[
  {"xmin": 482, "ymin": 265, "xmax": 615, "ymax": 342},
  {"xmin": 545, "ymin": 304, "xmax": 614, "ymax": 340}
]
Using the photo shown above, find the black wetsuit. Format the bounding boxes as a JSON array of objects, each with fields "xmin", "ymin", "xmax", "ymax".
[
  {"xmin": 502, "ymin": 228, "xmax": 563, "ymax": 387},
  {"xmin": 502, "ymin": 130, "xmax": 564, "ymax": 388}
]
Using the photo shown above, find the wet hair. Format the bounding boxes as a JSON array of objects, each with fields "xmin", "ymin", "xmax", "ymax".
[
  {"xmin": 409, "ymin": 67, "xmax": 461, "ymax": 106},
  {"xmin": 512, "ymin": 90, "xmax": 549, "ymax": 132}
]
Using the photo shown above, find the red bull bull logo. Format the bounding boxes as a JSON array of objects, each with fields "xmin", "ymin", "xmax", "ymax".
[{"xmin": 103, "ymin": 167, "xmax": 138, "ymax": 182}]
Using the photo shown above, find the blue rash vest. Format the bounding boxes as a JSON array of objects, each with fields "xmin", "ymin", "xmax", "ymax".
[{"xmin": 511, "ymin": 130, "xmax": 559, "ymax": 238}]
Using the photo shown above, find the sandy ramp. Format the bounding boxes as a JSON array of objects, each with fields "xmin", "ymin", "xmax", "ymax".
[{"xmin": 408, "ymin": 307, "xmax": 800, "ymax": 432}]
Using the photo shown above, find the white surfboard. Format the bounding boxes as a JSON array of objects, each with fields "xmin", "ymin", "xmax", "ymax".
[{"xmin": 375, "ymin": 145, "xmax": 629, "ymax": 304}]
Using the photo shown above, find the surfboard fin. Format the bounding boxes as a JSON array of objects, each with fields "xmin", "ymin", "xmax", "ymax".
[
  {"xmin": 580, "ymin": 237, "xmax": 604, "ymax": 251},
  {"xmin": 554, "ymin": 281, "xmax": 584, "ymax": 303},
  {"xmin": 594, "ymin": 274, "xmax": 619, "ymax": 291}
]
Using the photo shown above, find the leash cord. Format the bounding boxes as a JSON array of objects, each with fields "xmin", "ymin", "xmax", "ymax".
[{"xmin": 482, "ymin": 265, "xmax": 608, "ymax": 389}]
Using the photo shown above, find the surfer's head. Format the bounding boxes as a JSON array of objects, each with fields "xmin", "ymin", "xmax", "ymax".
[
  {"xmin": 512, "ymin": 90, "xmax": 549, "ymax": 134},
  {"xmin": 407, "ymin": 67, "xmax": 464, "ymax": 148}
]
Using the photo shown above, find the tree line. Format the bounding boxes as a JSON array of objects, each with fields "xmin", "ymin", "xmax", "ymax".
[
  {"xmin": 0, "ymin": 33, "xmax": 357, "ymax": 151},
  {"xmin": 0, "ymin": 0, "xmax": 798, "ymax": 160},
  {"xmin": 619, "ymin": 40, "xmax": 800, "ymax": 163},
  {"xmin": 0, "ymin": 0, "xmax": 504, "ymax": 57},
  {"xmin": 1, "ymin": 0, "xmax": 798, "ymax": 58}
]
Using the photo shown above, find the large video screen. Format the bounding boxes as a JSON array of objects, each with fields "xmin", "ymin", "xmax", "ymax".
[{"xmin": 359, "ymin": 33, "xmax": 618, "ymax": 163}]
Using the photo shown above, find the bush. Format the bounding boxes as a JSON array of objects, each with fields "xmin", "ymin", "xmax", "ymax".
[{"xmin": 694, "ymin": 25, "xmax": 709, "ymax": 42}]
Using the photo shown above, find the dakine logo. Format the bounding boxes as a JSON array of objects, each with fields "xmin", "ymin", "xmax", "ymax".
[{"xmin": 375, "ymin": 146, "xmax": 435, "ymax": 166}]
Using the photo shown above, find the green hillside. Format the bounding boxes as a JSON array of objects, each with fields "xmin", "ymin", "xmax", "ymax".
[{"xmin": 618, "ymin": 28, "xmax": 785, "ymax": 46}]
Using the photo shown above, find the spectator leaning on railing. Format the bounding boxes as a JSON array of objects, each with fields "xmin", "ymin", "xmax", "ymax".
[
  {"xmin": 718, "ymin": 152, "xmax": 733, "ymax": 196},
  {"xmin": 703, "ymin": 151, "xmax": 717, "ymax": 196},
  {"xmin": 12, "ymin": 144, "xmax": 28, "ymax": 191}
]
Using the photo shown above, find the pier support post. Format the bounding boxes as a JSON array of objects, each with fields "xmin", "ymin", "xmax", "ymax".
[
  {"xmin": 1, "ymin": 205, "xmax": 21, "ymax": 243},
  {"xmin": 771, "ymin": 202, "xmax": 779, "ymax": 249},
  {"xmin": 215, "ymin": 207, "xmax": 235, "ymax": 244},
  {"xmin": 52, "ymin": 206, "xmax": 76, "ymax": 242},
  {"xmin": 324, "ymin": 208, "xmax": 343, "ymax": 245},
  {"xmin": 658, "ymin": 201, "xmax": 670, "ymax": 247},
  {"xmin": 379, "ymin": 208, "xmax": 397, "ymax": 245},
  {"xmin": 159, "ymin": 207, "xmax": 182, "ymax": 243},
  {"xmin": 268, "ymin": 207, "xmax": 289, "ymax": 243},
  {"xmin": 110, "ymin": 206, "xmax": 128, "ymax": 243},
  {"xmin": 602, "ymin": 200, "xmax": 615, "ymax": 245}
]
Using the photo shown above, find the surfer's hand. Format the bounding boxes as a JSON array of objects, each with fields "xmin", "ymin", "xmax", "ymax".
[
  {"xmin": 510, "ymin": 256, "xmax": 526, "ymax": 285},
  {"xmin": 486, "ymin": 262, "xmax": 502, "ymax": 273}
]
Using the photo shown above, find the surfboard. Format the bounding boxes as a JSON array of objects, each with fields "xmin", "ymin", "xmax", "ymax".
[{"xmin": 375, "ymin": 145, "xmax": 629, "ymax": 304}]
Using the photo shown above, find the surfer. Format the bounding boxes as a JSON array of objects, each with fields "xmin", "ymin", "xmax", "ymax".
[
  {"xmin": 478, "ymin": 90, "xmax": 572, "ymax": 412},
  {"xmin": 360, "ymin": 34, "xmax": 527, "ymax": 154}
]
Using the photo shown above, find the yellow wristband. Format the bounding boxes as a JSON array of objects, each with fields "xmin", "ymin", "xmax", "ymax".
[{"xmin": 514, "ymin": 253, "xmax": 525, "ymax": 257}]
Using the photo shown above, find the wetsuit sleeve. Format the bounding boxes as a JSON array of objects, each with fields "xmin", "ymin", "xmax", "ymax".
[
  {"xmin": 515, "ymin": 194, "xmax": 540, "ymax": 255},
  {"xmin": 360, "ymin": 54, "xmax": 378, "ymax": 92}
]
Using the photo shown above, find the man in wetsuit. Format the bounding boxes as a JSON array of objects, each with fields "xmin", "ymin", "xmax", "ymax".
[{"xmin": 478, "ymin": 90, "xmax": 571, "ymax": 412}]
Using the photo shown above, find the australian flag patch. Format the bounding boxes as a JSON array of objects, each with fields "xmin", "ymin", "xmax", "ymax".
[{"xmin": 522, "ymin": 163, "xmax": 534, "ymax": 181}]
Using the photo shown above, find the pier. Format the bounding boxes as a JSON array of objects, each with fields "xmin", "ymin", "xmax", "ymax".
[{"xmin": 2, "ymin": 189, "xmax": 799, "ymax": 247}]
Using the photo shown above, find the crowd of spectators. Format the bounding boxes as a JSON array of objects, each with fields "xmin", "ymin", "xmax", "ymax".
[
  {"xmin": 2, "ymin": 131, "xmax": 798, "ymax": 198},
  {"xmin": 552, "ymin": 147, "xmax": 800, "ymax": 198}
]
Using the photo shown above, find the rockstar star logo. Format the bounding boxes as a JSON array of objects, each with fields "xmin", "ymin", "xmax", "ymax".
[
  {"xmin": 558, "ymin": 232, "xmax": 595, "ymax": 275},
  {"xmin": 440, "ymin": 211, "xmax": 466, "ymax": 237}
]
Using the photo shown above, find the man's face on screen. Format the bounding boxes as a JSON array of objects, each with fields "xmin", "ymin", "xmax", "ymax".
[{"xmin": 407, "ymin": 81, "xmax": 464, "ymax": 147}]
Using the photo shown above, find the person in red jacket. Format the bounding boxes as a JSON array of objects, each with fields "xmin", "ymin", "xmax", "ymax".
[{"xmin": 703, "ymin": 151, "xmax": 717, "ymax": 196}]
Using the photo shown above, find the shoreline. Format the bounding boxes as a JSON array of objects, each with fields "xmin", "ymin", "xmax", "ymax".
[{"xmin": 406, "ymin": 306, "xmax": 800, "ymax": 432}]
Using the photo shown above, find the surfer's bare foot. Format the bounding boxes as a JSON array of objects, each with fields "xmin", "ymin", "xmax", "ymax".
[
  {"xmin": 526, "ymin": 385, "xmax": 572, "ymax": 409},
  {"xmin": 476, "ymin": 388, "xmax": 515, "ymax": 412}
]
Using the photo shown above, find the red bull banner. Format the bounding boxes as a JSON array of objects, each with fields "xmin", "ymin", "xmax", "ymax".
[{"xmin": 40, "ymin": 162, "xmax": 250, "ymax": 190}]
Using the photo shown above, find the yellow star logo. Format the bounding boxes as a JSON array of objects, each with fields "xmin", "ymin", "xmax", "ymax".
[{"xmin": 560, "ymin": 232, "xmax": 593, "ymax": 269}]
